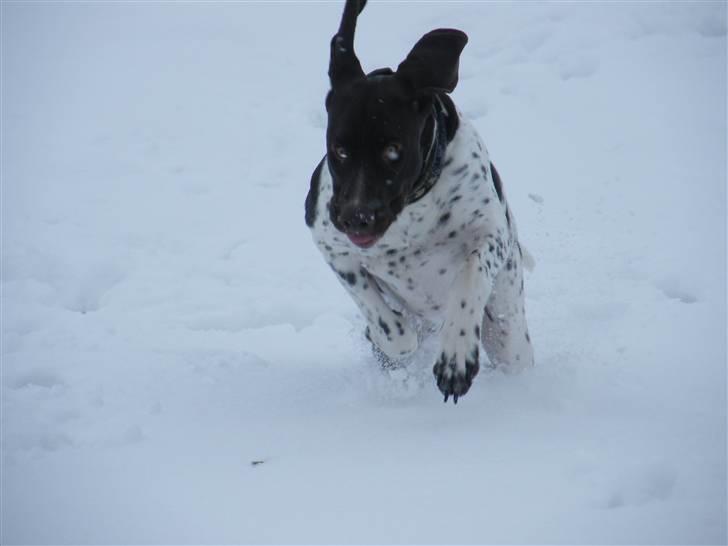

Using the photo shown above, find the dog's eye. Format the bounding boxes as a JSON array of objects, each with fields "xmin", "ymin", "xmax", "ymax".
[
  {"xmin": 383, "ymin": 144, "xmax": 401, "ymax": 162},
  {"xmin": 334, "ymin": 145, "xmax": 349, "ymax": 161}
]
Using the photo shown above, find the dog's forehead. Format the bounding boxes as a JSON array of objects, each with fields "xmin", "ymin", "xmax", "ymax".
[
  {"xmin": 330, "ymin": 75, "xmax": 415, "ymax": 137},
  {"xmin": 337, "ymin": 75, "xmax": 409, "ymax": 109}
]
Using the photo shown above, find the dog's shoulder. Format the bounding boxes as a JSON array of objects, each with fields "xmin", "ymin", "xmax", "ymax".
[{"xmin": 305, "ymin": 156, "xmax": 327, "ymax": 228}]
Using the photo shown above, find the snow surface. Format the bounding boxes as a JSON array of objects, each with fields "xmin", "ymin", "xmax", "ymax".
[{"xmin": 2, "ymin": 1, "xmax": 726, "ymax": 544}]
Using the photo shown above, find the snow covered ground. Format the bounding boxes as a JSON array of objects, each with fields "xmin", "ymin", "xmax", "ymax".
[{"xmin": 2, "ymin": 1, "xmax": 726, "ymax": 543}]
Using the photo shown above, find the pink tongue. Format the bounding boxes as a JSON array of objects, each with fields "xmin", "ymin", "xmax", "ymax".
[{"xmin": 348, "ymin": 234, "xmax": 378, "ymax": 247}]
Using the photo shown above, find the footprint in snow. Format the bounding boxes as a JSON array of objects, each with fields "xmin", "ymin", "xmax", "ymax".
[
  {"xmin": 654, "ymin": 279, "xmax": 698, "ymax": 304},
  {"xmin": 10, "ymin": 370, "xmax": 65, "ymax": 390},
  {"xmin": 122, "ymin": 425, "xmax": 145, "ymax": 445},
  {"xmin": 520, "ymin": 29, "xmax": 551, "ymax": 53},
  {"xmin": 63, "ymin": 263, "xmax": 127, "ymax": 314},
  {"xmin": 600, "ymin": 465, "xmax": 677, "ymax": 510},
  {"xmin": 696, "ymin": 15, "xmax": 727, "ymax": 38},
  {"xmin": 571, "ymin": 302, "xmax": 629, "ymax": 323},
  {"xmin": 558, "ymin": 56, "xmax": 600, "ymax": 81},
  {"xmin": 499, "ymin": 83, "xmax": 518, "ymax": 96}
]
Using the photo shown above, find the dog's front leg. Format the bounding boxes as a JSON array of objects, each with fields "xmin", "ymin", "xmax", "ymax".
[
  {"xmin": 329, "ymin": 262, "xmax": 419, "ymax": 358},
  {"xmin": 433, "ymin": 251, "xmax": 491, "ymax": 403}
]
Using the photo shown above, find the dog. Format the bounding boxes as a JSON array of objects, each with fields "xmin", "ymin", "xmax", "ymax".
[{"xmin": 305, "ymin": 0, "xmax": 534, "ymax": 403}]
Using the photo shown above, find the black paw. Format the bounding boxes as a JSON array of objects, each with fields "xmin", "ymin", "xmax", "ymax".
[{"xmin": 432, "ymin": 346, "xmax": 480, "ymax": 404}]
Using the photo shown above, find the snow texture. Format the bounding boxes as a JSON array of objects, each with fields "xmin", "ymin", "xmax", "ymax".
[{"xmin": 2, "ymin": 1, "xmax": 726, "ymax": 544}]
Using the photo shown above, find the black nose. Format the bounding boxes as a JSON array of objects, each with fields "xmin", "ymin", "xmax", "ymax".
[{"xmin": 339, "ymin": 206, "xmax": 378, "ymax": 232}]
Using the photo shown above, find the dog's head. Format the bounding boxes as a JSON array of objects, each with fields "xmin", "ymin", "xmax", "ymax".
[{"xmin": 325, "ymin": 0, "xmax": 468, "ymax": 248}]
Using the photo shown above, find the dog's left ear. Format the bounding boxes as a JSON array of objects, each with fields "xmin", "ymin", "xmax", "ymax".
[
  {"xmin": 396, "ymin": 29, "xmax": 468, "ymax": 94},
  {"xmin": 329, "ymin": 0, "xmax": 368, "ymax": 89}
]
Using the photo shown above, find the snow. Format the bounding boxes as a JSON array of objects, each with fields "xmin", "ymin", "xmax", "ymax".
[{"xmin": 2, "ymin": 1, "xmax": 726, "ymax": 543}]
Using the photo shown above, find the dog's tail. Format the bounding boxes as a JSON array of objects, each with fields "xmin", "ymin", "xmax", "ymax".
[
  {"xmin": 329, "ymin": 0, "xmax": 368, "ymax": 87},
  {"xmin": 520, "ymin": 244, "xmax": 536, "ymax": 272}
]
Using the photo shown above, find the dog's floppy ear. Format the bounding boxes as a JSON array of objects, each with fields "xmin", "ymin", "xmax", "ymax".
[
  {"xmin": 329, "ymin": 0, "xmax": 367, "ymax": 88},
  {"xmin": 396, "ymin": 29, "xmax": 468, "ymax": 94}
]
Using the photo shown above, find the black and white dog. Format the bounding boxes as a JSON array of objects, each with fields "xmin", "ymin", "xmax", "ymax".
[{"xmin": 305, "ymin": 0, "xmax": 534, "ymax": 403}]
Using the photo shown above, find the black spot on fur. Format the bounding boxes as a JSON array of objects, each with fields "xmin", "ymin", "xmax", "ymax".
[
  {"xmin": 439, "ymin": 212, "xmax": 451, "ymax": 225},
  {"xmin": 453, "ymin": 164, "xmax": 468, "ymax": 176},
  {"xmin": 490, "ymin": 162, "xmax": 505, "ymax": 203},
  {"xmin": 378, "ymin": 317, "xmax": 391, "ymax": 337},
  {"xmin": 338, "ymin": 271, "xmax": 356, "ymax": 286},
  {"xmin": 304, "ymin": 157, "xmax": 325, "ymax": 227}
]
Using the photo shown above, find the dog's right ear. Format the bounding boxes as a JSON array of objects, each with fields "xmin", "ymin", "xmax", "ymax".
[
  {"xmin": 396, "ymin": 29, "xmax": 468, "ymax": 94},
  {"xmin": 328, "ymin": 0, "xmax": 367, "ymax": 89}
]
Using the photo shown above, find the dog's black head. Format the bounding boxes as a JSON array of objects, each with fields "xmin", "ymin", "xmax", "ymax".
[{"xmin": 325, "ymin": 0, "xmax": 468, "ymax": 248}]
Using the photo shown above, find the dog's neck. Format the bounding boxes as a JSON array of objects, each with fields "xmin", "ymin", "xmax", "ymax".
[{"xmin": 405, "ymin": 95, "xmax": 455, "ymax": 205}]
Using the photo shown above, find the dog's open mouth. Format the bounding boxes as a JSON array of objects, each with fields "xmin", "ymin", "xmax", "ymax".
[{"xmin": 347, "ymin": 233, "xmax": 380, "ymax": 248}]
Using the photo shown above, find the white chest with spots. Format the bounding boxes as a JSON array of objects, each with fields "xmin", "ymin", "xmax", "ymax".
[{"xmin": 310, "ymin": 117, "xmax": 511, "ymax": 326}]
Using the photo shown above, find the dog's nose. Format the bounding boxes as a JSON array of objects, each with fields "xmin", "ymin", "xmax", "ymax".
[{"xmin": 340, "ymin": 206, "xmax": 378, "ymax": 232}]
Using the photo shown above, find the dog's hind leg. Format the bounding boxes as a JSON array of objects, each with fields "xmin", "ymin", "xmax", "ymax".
[{"xmin": 482, "ymin": 242, "xmax": 535, "ymax": 371}]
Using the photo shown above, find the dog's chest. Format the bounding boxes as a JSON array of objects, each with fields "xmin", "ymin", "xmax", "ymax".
[
  {"xmin": 361, "ymin": 184, "xmax": 500, "ymax": 318},
  {"xmin": 360, "ymin": 242, "xmax": 468, "ymax": 319}
]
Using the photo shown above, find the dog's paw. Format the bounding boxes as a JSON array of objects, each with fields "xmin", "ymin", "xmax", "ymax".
[
  {"xmin": 370, "ymin": 340, "xmax": 404, "ymax": 369},
  {"xmin": 433, "ymin": 329, "xmax": 480, "ymax": 403},
  {"xmin": 365, "ymin": 315, "xmax": 418, "ymax": 359}
]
